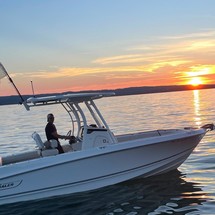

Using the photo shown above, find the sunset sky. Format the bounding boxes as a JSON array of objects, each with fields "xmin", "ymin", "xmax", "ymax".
[{"xmin": 1, "ymin": 0, "xmax": 215, "ymax": 96}]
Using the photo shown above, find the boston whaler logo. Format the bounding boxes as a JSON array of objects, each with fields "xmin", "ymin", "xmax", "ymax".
[{"xmin": 0, "ymin": 180, "xmax": 22, "ymax": 190}]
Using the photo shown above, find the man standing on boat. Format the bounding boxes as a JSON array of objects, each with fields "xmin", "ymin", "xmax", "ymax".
[{"xmin": 45, "ymin": 113, "xmax": 72, "ymax": 153}]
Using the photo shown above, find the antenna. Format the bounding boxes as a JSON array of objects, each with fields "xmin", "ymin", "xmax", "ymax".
[
  {"xmin": 0, "ymin": 62, "xmax": 25, "ymax": 103},
  {"xmin": 0, "ymin": 62, "xmax": 29, "ymax": 110},
  {"xmin": 31, "ymin": 80, "xmax": 35, "ymax": 97}
]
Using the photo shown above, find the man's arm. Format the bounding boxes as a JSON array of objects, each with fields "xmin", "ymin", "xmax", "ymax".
[{"xmin": 51, "ymin": 131, "xmax": 71, "ymax": 140}]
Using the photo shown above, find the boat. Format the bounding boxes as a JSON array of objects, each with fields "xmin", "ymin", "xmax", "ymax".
[
  {"xmin": 0, "ymin": 62, "xmax": 214, "ymax": 205},
  {"xmin": 0, "ymin": 93, "xmax": 214, "ymax": 205}
]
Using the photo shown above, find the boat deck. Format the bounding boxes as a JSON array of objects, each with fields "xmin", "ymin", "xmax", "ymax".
[
  {"xmin": 0, "ymin": 144, "xmax": 73, "ymax": 166},
  {"xmin": 116, "ymin": 129, "xmax": 182, "ymax": 143}
]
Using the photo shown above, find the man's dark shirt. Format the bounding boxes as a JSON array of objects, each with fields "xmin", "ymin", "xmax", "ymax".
[
  {"xmin": 45, "ymin": 122, "xmax": 64, "ymax": 153},
  {"xmin": 45, "ymin": 122, "xmax": 58, "ymax": 141}
]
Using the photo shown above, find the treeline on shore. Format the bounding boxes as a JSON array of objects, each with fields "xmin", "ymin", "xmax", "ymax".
[{"xmin": 1, "ymin": 84, "xmax": 215, "ymax": 106}]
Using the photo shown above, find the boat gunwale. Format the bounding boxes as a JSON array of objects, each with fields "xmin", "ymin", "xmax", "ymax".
[{"xmin": 0, "ymin": 128, "xmax": 205, "ymax": 180}]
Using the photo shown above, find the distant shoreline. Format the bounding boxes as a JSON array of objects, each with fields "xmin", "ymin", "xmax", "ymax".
[{"xmin": 1, "ymin": 84, "xmax": 215, "ymax": 106}]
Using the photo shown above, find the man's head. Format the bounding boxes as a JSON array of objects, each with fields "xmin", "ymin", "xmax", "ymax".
[{"xmin": 47, "ymin": 113, "xmax": 54, "ymax": 122}]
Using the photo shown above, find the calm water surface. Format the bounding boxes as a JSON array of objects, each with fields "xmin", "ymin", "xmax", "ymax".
[{"xmin": 0, "ymin": 89, "xmax": 215, "ymax": 214}]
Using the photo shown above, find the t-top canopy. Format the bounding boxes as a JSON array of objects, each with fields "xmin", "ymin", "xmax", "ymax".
[{"xmin": 26, "ymin": 92, "xmax": 115, "ymax": 108}]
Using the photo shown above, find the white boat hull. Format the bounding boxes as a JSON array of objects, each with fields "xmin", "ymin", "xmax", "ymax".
[{"xmin": 0, "ymin": 128, "xmax": 205, "ymax": 205}]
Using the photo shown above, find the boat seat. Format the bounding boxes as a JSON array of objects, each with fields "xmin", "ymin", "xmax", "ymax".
[
  {"xmin": 32, "ymin": 132, "xmax": 45, "ymax": 150},
  {"xmin": 32, "ymin": 132, "xmax": 59, "ymax": 157},
  {"xmin": 62, "ymin": 144, "xmax": 73, "ymax": 152},
  {"xmin": 2, "ymin": 150, "xmax": 40, "ymax": 165},
  {"xmin": 41, "ymin": 149, "xmax": 59, "ymax": 157}
]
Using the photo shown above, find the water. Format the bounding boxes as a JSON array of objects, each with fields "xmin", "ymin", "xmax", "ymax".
[{"xmin": 0, "ymin": 89, "xmax": 215, "ymax": 214}]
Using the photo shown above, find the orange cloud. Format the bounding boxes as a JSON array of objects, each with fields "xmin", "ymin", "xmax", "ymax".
[{"xmin": 2, "ymin": 30, "xmax": 215, "ymax": 96}]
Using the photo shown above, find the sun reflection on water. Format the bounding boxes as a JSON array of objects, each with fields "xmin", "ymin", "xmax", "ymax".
[{"xmin": 193, "ymin": 90, "xmax": 202, "ymax": 127}]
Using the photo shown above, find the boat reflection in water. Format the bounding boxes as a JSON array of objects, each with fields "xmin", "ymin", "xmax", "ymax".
[{"xmin": 0, "ymin": 170, "xmax": 208, "ymax": 215}]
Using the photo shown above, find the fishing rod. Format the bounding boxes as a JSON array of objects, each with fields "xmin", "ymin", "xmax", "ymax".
[
  {"xmin": 31, "ymin": 80, "xmax": 35, "ymax": 97},
  {"xmin": 0, "ymin": 62, "xmax": 29, "ymax": 110}
]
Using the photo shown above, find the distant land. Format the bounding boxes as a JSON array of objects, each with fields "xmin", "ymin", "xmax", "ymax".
[{"xmin": 1, "ymin": 84, "xmax": 215, "ymax": 106}]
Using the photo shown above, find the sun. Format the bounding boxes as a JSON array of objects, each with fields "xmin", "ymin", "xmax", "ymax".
[
  {"xmin": 184, "ymin": 66, "xmax": 212, "ymax": 87},
  {"xmin": 188, "ymin": 77, "xmax": 203, "ymax": 87}
]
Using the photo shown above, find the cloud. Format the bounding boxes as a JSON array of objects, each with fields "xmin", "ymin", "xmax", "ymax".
[
  {"xmin": 93, "ymin": 54, "xmax": 144, "ymax": 65},
  {"xmin": 182, "ymin": 65, "xmax": 215, "ymax": 77},
  {"xmin": 21, "ymin": 59, "xmax": 192, "ymax": 81},
  {"xmin": 15, "ymin": 66, "xmax": 146, "ymax": 79},
  {"xmin": 160, "ymin": 30, "xmax": 215, "ymax": 40},
  {"xmin": 92, "ymin": 30, "xmax": 215, "ymax": 67},
  {"xmin": 10, "ymin": 29, "xmax": 215, "ymax": 94}
]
